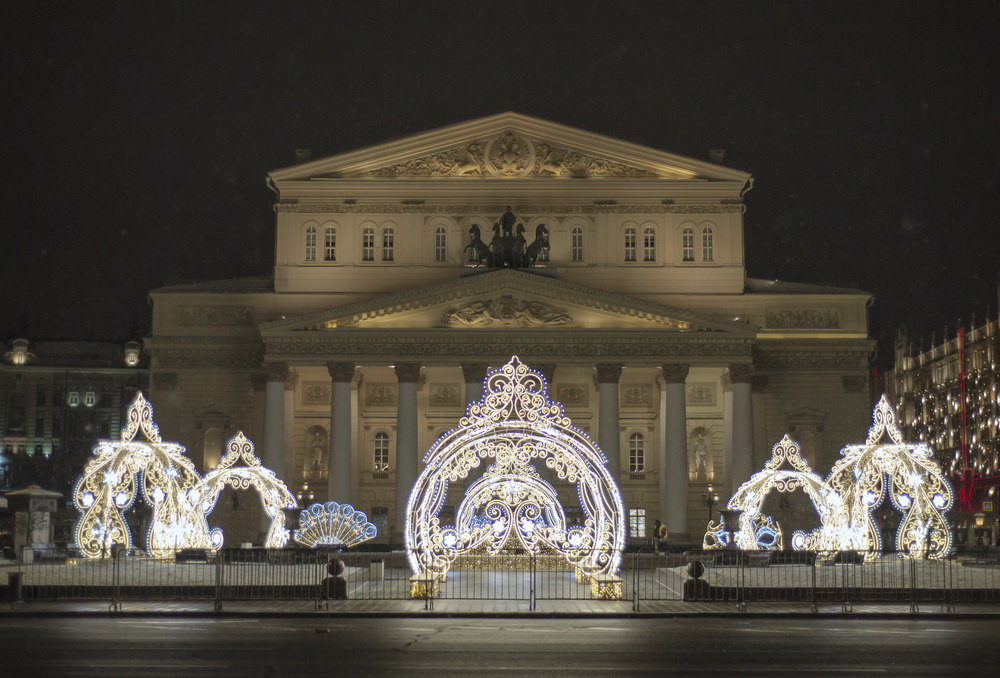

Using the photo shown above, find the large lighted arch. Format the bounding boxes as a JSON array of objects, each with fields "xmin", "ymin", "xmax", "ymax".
[
  {"xmin": 703, "ymin": 435, "xmax": 849, "ymax": 553},
  {"xmin": 405, "ymin": 356, "xmax": 625, "ymax": 581},
  {"xmin": 827, "ymin": 396, "xmax": 953, "ymax": 560},
  {"xmin": 196, "ymin": 432, "xmax": 299, "ymax": 549}
]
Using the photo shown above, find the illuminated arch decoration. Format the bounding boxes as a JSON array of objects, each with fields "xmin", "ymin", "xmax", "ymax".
[
  {"xmin": 294, "ymin": 501, "xmax": 378, "ymax": 548},
  {"xmin": 405, "ymin": 356, "xmax": 625, "ymax": 586},
  {"xmin": 827, "ymin": 396, "xmax": 953, "ymax": 560},
  {"xmin": 73, "ymin": 393, "xmax": 211, "ymax": 558},
  {"xmin": 702, "ymin": 435, "xmax": 849, "ymax": 553},
  {"xmin": 197, "ymin": 432, "xmax": 298, "ymax": 549}
]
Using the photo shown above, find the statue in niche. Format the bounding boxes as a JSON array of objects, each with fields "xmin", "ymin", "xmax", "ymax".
[
  {"xmin": 691, "ymin": 429, "xmax": 711, "ymax": 480},
  {"xmin": 309, "ymin": 430, "xmax": 327, "ymax": 472}
]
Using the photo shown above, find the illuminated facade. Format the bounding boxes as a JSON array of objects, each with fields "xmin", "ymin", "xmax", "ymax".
[
  {"xmin": 886, "ymin": 316, "xmax": 1000, "ymax": 544},
  {"xmin": 143, "ymin": 113, "xmax": 875, "ymax": 545}
]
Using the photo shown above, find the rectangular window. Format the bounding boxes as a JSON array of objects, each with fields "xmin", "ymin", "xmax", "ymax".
[
  {"xmin": 373, "ymin": 433, "xmax": 390, "ymax": 472},
  {"xmin": 84, "ymin": 391, "xmax": 96, "ymax": 407},
  {"xmin": 304, "ymin": 228, "xmax": 317, "ymax": 262},
  {"xmin": 682, "ymin": 230, "xmax": 694, "ymax": 262},
  {"xmin": 372, "ymin": 506, "xmax": 389, "ymax": 534},
  {"xmin": 382, "ymin": 229, "xmax": 395, "ymax": 262},
  {"xmin": 628, "ymin": 508, "xmax": 646, "ymax": 539},
  {"xmin": 624, "ymin": 229, "xmax": 636, "ymax": 262},
  {"xmin": 571, "ymin": 228, "xmax": 584, "ymax": 262},
  {"xmin": 434, "ymin": 229, "xmax": 447, "ymax": 262},
  {"xmin": 362, "ymin": 229, "xmax": 375, "ymax": 262},
  {"xmin": 68, "ymin": 392, "xmax": 80, "ymax": 407},
  {"xmin": 643, "ymin": 229, "xmax": 655, "ymax": 262},
  {"xmin": 324, "ymin": 230, "xmax": 336, "ymax": 261}
]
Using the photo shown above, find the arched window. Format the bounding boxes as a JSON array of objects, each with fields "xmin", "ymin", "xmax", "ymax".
[
  {"xmin": 701, "ymin": 226, "xmax": 714, "ymax": 262},
  {"xmin": 362, "ymin": 227, "xmax": 375, "ymax": 262},
  {"xmin": 643, "ymin": 227, "xmax": 656, "ymax": 262},
  {"xmin": 682, "ymin": 227, "xmax": 695, "ymax": 262},
  {"xmin": 434, "ymin": 226, "xmax": 447, "ymax": 262},
  {"xmin": 624, "ymin": 226, "xmax": 637, "ymax": 262},
  {"xmin": 373, "ymin": 432, "xmax": 390, "ymax": 472},
  {"xmin": 304, "ymin": 226, "xmax": 317, "ymax": 262},
  {"xmin": 629, "ymin": 432, "xmax": 645, "ymax": 472},
  {"xmin": 571, "ymin": 226, "xmax": 584, "ymax": 262},
  {"xmin": 381, "ymin": 227, "xmax": 395, "ymax": 261},
  {"xmin": 323, "ymin": 227, "xmax": 336, "ymax": 261}
]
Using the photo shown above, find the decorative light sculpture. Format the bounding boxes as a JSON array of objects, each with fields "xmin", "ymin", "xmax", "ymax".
[
  {"xmin": 405, "ymin": 356, "xmax": 625, "ymax": 592},
  {"xmin": 73, "ymin": 392, "xmax": 298, "ymax": 557},
  {"xmin": 197, "ymin": 432, "xmax": 298, "ymax": 549},
  {"xmin": 827, "ymin": 395, "xmax": 954, "ymax": 560},
  {"xmin": 73, "ymin": 393, "xmax": 210, "ymax": 558},
  {"xmin": 294, "ymin": 501, "xmax": 378, "ymax": 548},
  {"xmin": 702, "ymin": 435, "xmax": 849, "ymax": 554}
]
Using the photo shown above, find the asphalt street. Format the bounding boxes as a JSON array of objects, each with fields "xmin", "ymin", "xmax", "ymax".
[{"xmin": 2, "ymin": 616, "xmax": 997, "ymax": 676}]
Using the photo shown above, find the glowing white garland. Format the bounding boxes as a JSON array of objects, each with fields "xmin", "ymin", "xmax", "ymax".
[
  {"xmin": 294, "ymin": 501, "xmax": 378, "ymax": 548},
  {"xmin": 73, "ymin": 393, "xmax": 297, "ymax": 557},
  {"xmin": 828, "ymin": 395, "xmax": 953, "ymax": 560},
  {"xmin": 405, "ymin": 356, "xmax": 625, "ymax": 583}
]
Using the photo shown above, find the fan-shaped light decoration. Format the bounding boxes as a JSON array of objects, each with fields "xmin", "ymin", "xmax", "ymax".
[
  {"xmin": 406, "ymin": 356, "xmax": 625, "ymax": 595},
  {"xmin": 703, "ymin": 435, "xmax": 850, "ymax": 554},
  {"xmin": 827, "ymin": 395, "xmax": 954, "ymax": 560},
  {"xmin": 197, "ymin": 432, "xmax": 299, "ymax": 549},
  {"xmin": 294, "ymin": 501, "xmax": 378, "ymax": 548},
  {"xmin": 73, "ymin": 393, "xmax": 212, "ymax": 558}
]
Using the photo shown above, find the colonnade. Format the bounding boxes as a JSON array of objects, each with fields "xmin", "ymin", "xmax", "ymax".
[{"xmin": 262, "ymin": 360, "xmax": 755, "ymax": 542}]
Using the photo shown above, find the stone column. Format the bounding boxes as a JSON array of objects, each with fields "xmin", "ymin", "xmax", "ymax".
[
  {"xmin": 263, "ymin": 363, "xmax": 288, "ymax": 477},
  {"xmin": 729, "ymin": 363, "xmax": 755, "ymax": 496},
  {"xmin": 394, "ymin": 363, "xmax": 422, "ymax": 542},
  {"xmin": 595, "ymin": 364, "xmax": 623, "ymax": 480},
  {"xmin": 282, "ymin": 370, "xmax": 298, "ymax": 485},
  {"xmin": 461, "ymin": 363, "xmax": 490, "ymax": 405},
  {"xmin": 327, "ymin": 363, "xmax": 355, "ymax": 504},
  {"xmin": 662, "ymin": 364, "xmax": 690, "ymax": 541}
]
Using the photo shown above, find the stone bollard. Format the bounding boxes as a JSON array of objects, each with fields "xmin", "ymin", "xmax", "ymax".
[
  {"xmin": 683, "ymin": 560, "xmax": 711, "ymax": 601},
  {"xmin": 323, "ymin": 557, "xmax": 347, "ymax": 599}
]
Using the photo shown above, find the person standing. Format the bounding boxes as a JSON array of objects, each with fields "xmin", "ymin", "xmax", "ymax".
[{"xmin": 653, "ymin": 519, "xmax": 669, "ymax": 554}]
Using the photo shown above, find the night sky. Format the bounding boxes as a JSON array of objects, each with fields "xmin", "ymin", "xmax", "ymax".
[{"xmin": 2, "ymin": 2, "xmax": 998, "ymax": 367}]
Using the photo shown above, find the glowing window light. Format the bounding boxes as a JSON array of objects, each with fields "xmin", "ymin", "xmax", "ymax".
[
  {"xmin": 827, "ymin": 396, "xmax": 954, "ymax": 560},
  {"xmin": 702, "ymin": 435, "xmax": 850, "ymax": 555},
  {"xmin": 405, "ymin": 356, "xmax": 625, "ymax": 585},
  {"xmin": 294, "ymin": 501, "xmax": 377, "ymax": 548}
]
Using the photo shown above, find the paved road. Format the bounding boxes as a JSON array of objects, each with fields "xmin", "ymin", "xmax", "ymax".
[{"xmin": 3, "ymin": 616, "xmax": 997, "ymax": 676}]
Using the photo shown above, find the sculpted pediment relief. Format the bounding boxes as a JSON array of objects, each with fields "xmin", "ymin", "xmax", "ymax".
[
  {"xmin": 356, "ymin": 130, "xmax": 659, "ymax": 179},
  {"xmin": 441, "ymin": 296, "xmax": 573, "ymax": 328}
]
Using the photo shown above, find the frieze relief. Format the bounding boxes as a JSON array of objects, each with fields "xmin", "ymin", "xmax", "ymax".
[
  {"xmin": 179, "ymin": 306, "xmax": 254, "ymax": 326},
  {"xmin": 353, "ymin": 130, "xmax": 657, "ymax": 179},
  {"xmin": 555, "ymin": 383, "xmax": 589, "ymax": 407},
  {"xmin": 766, "ymin": 309, "xmax": 840, "ymax": 329},
  {"xmin": 429, "ymin": 383, "xmax": 462, "ymax": 406},
  {"xmin": 441, "ymin": 296, "xmax": 573, "ymax": 328},
  {"xmin": 686, "ymin": 382, "xmax": 717, "ymax": 406},
  {"xmin": 365, "ymin": 383, "xmax": 397, "ymax": 407},
  {"xmin": 621, "ymin": 385, "xmax": 652, "ymax": 407},
  {"xmin": 301, "ymin": 381, "xmax": 331, "ymax": 405}
]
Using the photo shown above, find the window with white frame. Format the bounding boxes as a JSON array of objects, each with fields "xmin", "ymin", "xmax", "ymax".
[
  {"xmin": 381, "ymin": 227, "xmax": 395, "ymax": 261},
  {"xmin": 304, "ymin": 226, "xmax": 317, "ymax": 261},
  {"xmin": 84, "ymin": 391, "xmax": 96, "ymax": 407},
  {"xmin": 323, "ymin": 227, "xmax": 336, "ymax": 261},
  {"xmin": 624, "ymin": 226, "xmax": 637, "ymax": 262},
  {"xmin": 701, "ymin": 226, "xmax": 714, "ymax": 262},
  {"xmin": 643, "ymin": 227, "xmax": 656, "ymax": 262},
  {"xmin": 682, "ymin": 227, "xmax": 695, "ymax": 262},
  {"xmin": 571, "ymin": 226, "xmax": 584, "ymax": 262},
  {"xmin": 628, "ymin": 508, "xmax": 646, "ymax": 539},
  {"xmin": 373, "ymin": 431, "xmax": 390, "ymax": 471},
  {"xmin": 629, "ymin": 432, "xmax": 646, "ymax": 472},
  {"xmin": 68, "ymin": 391, "xmax": 79, "ymax": 407},
  {"xmin": 434, "ymin": 226, "xmax": 447, "ymax": 262},
  {"xmin": 362, "ymin": 227, "xmax": 375, "ymax": 262}
]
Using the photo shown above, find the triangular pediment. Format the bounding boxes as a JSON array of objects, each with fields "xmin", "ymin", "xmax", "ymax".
[
  {"xmin": 269, "ymin": 112, "xmax": 750, "ymax": 183},
  {"xmin": 260, "ymin": 269, "xmax": 758, "ymax": 335}
]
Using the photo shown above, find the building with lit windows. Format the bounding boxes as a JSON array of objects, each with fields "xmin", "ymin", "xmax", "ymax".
[
  {"xmin": 142, "ymin": 113, "xmax": 875, "ymax": 546},
  {"xmin": 886, "ymin": 315, "xmax": 1000, "ymax": 547}
]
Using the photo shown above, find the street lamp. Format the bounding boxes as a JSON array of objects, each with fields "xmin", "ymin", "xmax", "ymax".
[{"xmin": 702, "ymin": 485, "xmax": 719, "ymax": 524}]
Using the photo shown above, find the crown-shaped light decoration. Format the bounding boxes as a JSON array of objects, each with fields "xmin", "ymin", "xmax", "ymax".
[
  {"xmin": 406, "ymin": 356, "xmax": 625, "ymax": 591},
  {"xmin": 704, "ymin": 435, "xmax": 850, "ymax": 553},
  {"xmin": 294, "ymin": 501, "xmax": 377, "ymax": 548},
  {"xmin": 827, "ymin": 395, "xmax": 953, "ymax": 560}
]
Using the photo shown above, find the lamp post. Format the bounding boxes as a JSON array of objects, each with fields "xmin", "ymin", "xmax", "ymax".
[{"xmin": 702, "ymin": 485, "xmax": 719, "ymax": 525}]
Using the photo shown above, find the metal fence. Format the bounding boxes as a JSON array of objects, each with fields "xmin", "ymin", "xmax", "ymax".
[{"xmin": 4, "ymin": 546, "xmax": 1000, "ymax": 612}]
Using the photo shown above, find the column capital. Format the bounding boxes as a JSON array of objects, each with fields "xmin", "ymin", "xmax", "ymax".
[
  {"xmin": 460, "ymin": 363, "xmax": 490, "ymax": 385},
  {"xmin": 265, "ymin": 362, "xmax": 288, "ymax": 383},
  {"xmin": 594, "ymin": 363, "xmax": 623, "ymax": 384},
  {"xmin": 327, "ymin": 362, "xmax": 356, "ymax": 382},
  {"xmin": 728, "ymin": 363, "xmax": 755, "ymax": 384},
  {"xmin": 394, "ymin": 363, "xmax": 422, "ymax": 383},
  {"xmin": 284, "ymin": 370, "xmax": 299, "ymax": 391},
  {"xmin": 661, "ymin": 363, "xmax": 690, "ymax": 384}
]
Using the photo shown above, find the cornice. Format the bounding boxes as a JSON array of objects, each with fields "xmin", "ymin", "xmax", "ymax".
[{"xmin": 275, "ymin": 201, "xmax": 744, "ymax": 214}]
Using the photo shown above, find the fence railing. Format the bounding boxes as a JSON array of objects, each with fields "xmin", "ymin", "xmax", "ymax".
[{"xmin": 4, "ymin": 546, "xmax": 1000, "ymax": 612}]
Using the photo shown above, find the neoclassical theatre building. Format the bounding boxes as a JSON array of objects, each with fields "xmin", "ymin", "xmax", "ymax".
[{"xmin": 145, "ymin": 113, "xmax": 874, "ymax": 545}]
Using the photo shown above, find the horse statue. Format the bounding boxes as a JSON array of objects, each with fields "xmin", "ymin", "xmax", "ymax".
[
  {"xmin": 512, "ymin": 223, "xmax": 528, "ymax": 267},
  {"xmin": 465, "ymin": 225, "xmax": 492, "ymax": 266},
  {"xmin": 523, "ymin": 224, "xmax": 549, "ymax": 266}
]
